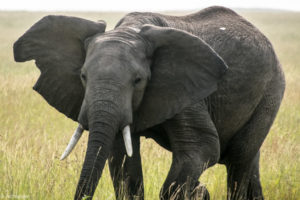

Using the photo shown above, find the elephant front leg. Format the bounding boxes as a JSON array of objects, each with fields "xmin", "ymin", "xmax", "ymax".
[
  {"xmin": 108, "ymin": 133, "xmax": 144, "ymax": 200},
  {"xmin": 160, "ymin": 152, "xmax": 211, "ymax": 200},
  {"xmin": 160, "ymin": 102, "xmax": 220, "ymax": 200}
]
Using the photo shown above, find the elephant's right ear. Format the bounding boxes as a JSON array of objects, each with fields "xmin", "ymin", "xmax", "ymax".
[
  {"xmin": 134, "ymin": 25, "xmax": 227, "ymax": 132},
  {"xmin": 13, "ymin": 15, "xmax": 106, "ymax": 121}
]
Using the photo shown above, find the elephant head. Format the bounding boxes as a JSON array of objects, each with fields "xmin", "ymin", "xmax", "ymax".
[{"xmin": 13, "ymin": 15, "xmax": 227, "ymax": 199}]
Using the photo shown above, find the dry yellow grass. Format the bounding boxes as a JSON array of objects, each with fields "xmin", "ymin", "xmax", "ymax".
[{"xmin": 0, "ymin": 10, "xmax": 299, "ymax": 199}]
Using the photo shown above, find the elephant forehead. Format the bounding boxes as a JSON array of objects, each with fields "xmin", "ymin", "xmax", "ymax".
[
  {"xmin": 95, "ymin": 37, "xmax": 137, "ymax": 48},
  {"xmin": 85, "ymin": 36, "xmax": 148, "ymax": 70},
  {"xmin": 91, "ymin": 28, "xmax": 142, "ymax": 48},
  {"xmin": 84, "ymin": 45, "xmax": 143, "ymax": 77},
  {"xmin": 86, "ymin": 38, "xmax": 143, "ymax": 61}
]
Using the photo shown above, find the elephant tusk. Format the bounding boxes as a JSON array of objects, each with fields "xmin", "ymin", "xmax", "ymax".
[
  {"xmin": 122, "ymin": 125, "xmax": 133, "ymax": 157},
  {"xmin": 60, "ymin": 124, "xmax": 84, "ymax": 160}
]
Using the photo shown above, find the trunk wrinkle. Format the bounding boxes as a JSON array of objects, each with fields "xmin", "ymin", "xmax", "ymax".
[
  {"xmin": 75, "ymin": 105, "xmax": 120, "ymax": 199},
  {"xmin": 88, "ymin": 100, "xmax": 121, "ymax": 116}
]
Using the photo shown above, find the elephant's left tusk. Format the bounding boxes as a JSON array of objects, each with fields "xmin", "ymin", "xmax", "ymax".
[
  {"xmin": 122, "ymin": 125, "xmax": 133, "ymax": 157},
  {"xmin": 60, "ymin": 124, "xmax": 84, "ymax": 160}
]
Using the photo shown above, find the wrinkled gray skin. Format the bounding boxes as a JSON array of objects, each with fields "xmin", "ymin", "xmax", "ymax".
[{"xmin": 14, "ymin": 6, "xmax": 285, "ymax": 200}]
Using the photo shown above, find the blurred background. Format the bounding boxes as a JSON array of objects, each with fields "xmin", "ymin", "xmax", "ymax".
[
  {"xmin": 0, "ymin": 1, "xmax": 299, "ymax": 200},
  {"xmin": 1, "ymin": 0, "xmax": 300, "ymax": 11}
]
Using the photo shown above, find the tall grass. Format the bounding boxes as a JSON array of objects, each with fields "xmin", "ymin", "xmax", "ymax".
[{"xmin": 0, "ymin": 10, "xmax": 299, "ymax": 199}]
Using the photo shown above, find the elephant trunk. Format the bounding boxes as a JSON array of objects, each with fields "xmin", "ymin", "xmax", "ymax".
[{"xmin": 74, "ymin": 90, "xmax": 123, "ymax": 200}]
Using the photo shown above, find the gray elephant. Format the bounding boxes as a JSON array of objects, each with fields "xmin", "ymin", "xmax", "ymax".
[{"xmin": 13, "ymin": 6, "xmax": 285, "ymax": 200}]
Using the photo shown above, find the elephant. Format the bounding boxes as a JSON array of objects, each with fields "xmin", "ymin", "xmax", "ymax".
[{"xmin": 13, "ymin": 6, "xmax": 285, "ymax": 200}]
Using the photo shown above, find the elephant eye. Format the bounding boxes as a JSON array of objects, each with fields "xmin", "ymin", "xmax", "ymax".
[
  {"xmin": 80, "ymin": 73, "xmax": 87, "ymax": 88},
  {"xmin": 81, "ymin": 73, "xmax": 87, "ymax": 82},
  {"xmin": 134, "ymin": 77, "xmax": 141, "ymax": 85}
]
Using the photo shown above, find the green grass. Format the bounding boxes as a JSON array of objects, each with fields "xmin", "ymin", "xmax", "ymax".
[{"xmin": 0, "ymin": 10, "xmax": 299, "ymax": 200}]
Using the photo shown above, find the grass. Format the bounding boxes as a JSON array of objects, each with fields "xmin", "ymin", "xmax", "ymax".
[{"xmin": 0, "ymin": 9, "xmax": 299, "ymax": 200}]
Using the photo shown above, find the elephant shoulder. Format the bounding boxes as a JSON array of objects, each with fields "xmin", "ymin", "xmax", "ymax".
[{"xmin": 186, "ymin": 6, "xmax": 242, "ymax": 21}]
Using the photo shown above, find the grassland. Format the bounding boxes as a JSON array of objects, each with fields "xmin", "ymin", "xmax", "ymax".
[{"xmin": 0, "ymin": 9, "xmax": 299, "ymax": 200}]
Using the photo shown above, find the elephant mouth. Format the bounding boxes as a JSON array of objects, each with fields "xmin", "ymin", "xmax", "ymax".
[{"xmin": 60, "ymin": 124, "xmax": 133, "ymax": 160}]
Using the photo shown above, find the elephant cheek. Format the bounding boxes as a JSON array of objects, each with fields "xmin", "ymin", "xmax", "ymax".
[
  {"xmin": 132, "ymin": 90, "xmax": 145, "ymax": 111},
  {"xmin": 78, "ymin": 100, "xmax": 89, "ymax": 130}
]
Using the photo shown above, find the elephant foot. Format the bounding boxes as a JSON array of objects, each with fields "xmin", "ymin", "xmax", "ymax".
[
  {"xmin": 191, "ymin": 182, "xmax": 210, "ymax": 200},
  {"xmin": 160, "ymin": 180, "xmax": 210, "ymax": 200}
]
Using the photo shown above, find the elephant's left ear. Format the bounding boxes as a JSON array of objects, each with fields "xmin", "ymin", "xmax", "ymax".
[
  {"xmin": 135, "ymin": 25, "xmax": 228, "ymax": 131},
  {"xmin": 13, "ymin": 15, "xmax": 106, "ymax": 121}
]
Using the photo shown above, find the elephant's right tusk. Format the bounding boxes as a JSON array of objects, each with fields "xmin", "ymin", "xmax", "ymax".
[
  {"xmin": 60, "ymin": 124, "xmax": 84, "ymax": 160},
  {"xmin": 122, "ymin": 125, "xmax": 133, "ymax": 157}
]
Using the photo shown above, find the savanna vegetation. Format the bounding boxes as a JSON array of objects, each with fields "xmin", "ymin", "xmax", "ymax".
[{"xmin": 0, "ymin": 9, "xmax": 299, "ymax": 199}]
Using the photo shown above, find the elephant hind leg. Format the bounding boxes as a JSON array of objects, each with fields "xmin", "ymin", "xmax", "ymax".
[
  {"xmin": 247, "ymin": 158, "xmax": 264, "ymax": 200},
  {"xmin": 226, "ymin": 151, "xmax": 264, "ymax": 200},
  {"xmin": 223, "ymin": 73, "xmax": 284, "ymax": 200}
]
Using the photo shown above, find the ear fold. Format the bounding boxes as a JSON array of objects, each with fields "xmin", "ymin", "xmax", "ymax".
[
  {"xmin": 13, "ymin": 15, "xmax": 106, "ymax": 121},
  {"xmin": 135, "ymin": 25, "xmax": 228, "ymax": 131}
]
